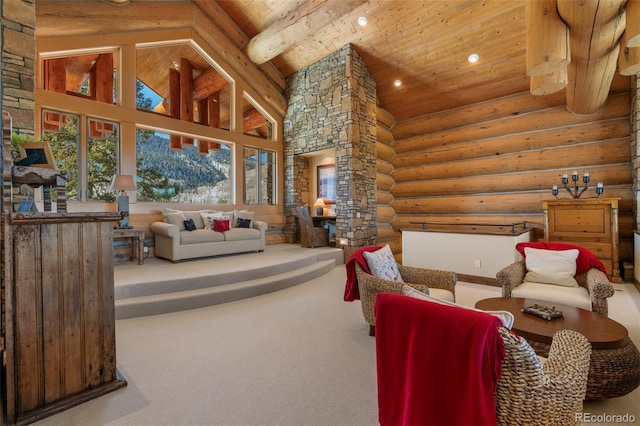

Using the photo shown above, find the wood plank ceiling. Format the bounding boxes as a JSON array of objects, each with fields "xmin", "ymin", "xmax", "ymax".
[
  {"xmin": 214, "ymin": 0, "xmax": 529, "ymax": 122},
  {"xmin": 39, "ymin": 0, "xmax": 635, "ymax": 123}
]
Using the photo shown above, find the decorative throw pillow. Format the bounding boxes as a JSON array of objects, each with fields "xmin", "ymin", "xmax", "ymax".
[
  {"xmin": 401, "ymin": 285, "xmax": 514, "ymax": 329},
  {"xmin": 236, "ymin": 218, "xmax": 251, "ymax": 228},
  {"xmin": 183, "ymin": 219, "xmax": 196, "ymax": 231},
  {"xmin": 183, "ymin": 211, "xmax": 208, "ymax": 229},
  {"xmin": 363, "ymin": 244, "xmax": 403, "ymax": 282},
  {"xmin": 233, "ymin": 210, "xmax": 254, "ymax": 228},
  {"xmin": 523, "ymin": 247, "xmax": 579, "ymax": 287},
  {"xmin": 213, "ymin": 218, "xmax": 230, "ymax": 232},
  {"xmin": 200, "ymin": 212, "xmax": 224, "ymax": 230}
]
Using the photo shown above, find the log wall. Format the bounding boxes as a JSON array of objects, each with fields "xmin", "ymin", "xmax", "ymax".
[
  {"xmin": 390, "ymin": 75, "xmax": 634, "ymax": 266},
  {"xmin": 375, "ymin": 107, "xmax": 399, "ymax": 257}
]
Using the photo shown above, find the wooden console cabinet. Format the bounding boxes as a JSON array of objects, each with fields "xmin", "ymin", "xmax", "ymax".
[
  {"xmin": 543, "ymin": 198, "xmax": 620, "ymax": 282},
  {"xmin": 3, "ymin": 212, "xmax": 127, "ymax": 425}
]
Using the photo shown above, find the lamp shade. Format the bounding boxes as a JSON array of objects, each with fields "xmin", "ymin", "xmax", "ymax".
[
  {"xmin": 109, "ymin": 174, "xmax": 136, "ymax": 192},
  {"xmin": 314, "ymin": 198, "xmax": 326, "ymax": 208}
]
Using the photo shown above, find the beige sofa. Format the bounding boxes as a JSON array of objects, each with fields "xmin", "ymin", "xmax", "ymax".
[{"xmin": 151, "ymin": 208, "xmax": 266, "ymax": 262}]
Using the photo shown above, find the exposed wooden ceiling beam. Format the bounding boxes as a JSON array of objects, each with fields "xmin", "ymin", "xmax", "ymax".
[{"xmin": 244, "ymin": 0, "xmax": 368, "ymax": 65}]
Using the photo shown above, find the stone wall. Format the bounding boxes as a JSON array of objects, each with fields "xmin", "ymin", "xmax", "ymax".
[
  {"xmin": 1, "ymin": 0, "xmax": 35, "ymax": 135},
  {"xmin": 283, "ymin": 44, "xmax": 378, "ymax": 248}
]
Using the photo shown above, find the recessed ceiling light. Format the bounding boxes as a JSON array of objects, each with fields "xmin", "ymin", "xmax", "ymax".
[
  {"xmin": 468, "ymin": 53, "xmax": 480, "ymax": 63},
  {"xmin": 393, "ymin": 79, "xmax": 402, "ymax": 87},
  {"xmin": 357, "ymin": 16, "xmax": 368, "ymax": 27}
]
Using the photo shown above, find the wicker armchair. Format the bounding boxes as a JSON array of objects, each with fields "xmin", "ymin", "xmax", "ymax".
[
  {"xmin": 355, "ymin": 262, "xmax": 456, "ymax": 336},
  {"xmin": 496, "ymin": 328, "xmax": 591, "ymax": 426},
  {"xmin": 497, "ymin": 260, "xmax": 614, "ymax": 316}
]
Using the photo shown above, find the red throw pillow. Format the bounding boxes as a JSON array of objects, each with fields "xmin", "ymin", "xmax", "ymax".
[{"xmin": 213, "ymin": 218, "xmax": 230, "ymax": 232}]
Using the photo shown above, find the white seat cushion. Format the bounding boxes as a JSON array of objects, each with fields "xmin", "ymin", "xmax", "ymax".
[
  {"xmin": 427, "ymin": 287, "xmax": 455, "ymax": 303},
  {"xmin": 401, "ymin": 285, "xmax": 514, "ymax": 329},
  {"xmin": 511, "ymin": 282, "xmax": 592, "ymax": 311}
]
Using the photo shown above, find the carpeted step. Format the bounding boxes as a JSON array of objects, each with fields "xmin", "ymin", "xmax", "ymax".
[
  {"xmin": 115, "ymin": 258, "xmax": 337, "ymax": 319},
  {"xmin": 115, "ymin": 255, "xmax": 328, "ymax": 300}
]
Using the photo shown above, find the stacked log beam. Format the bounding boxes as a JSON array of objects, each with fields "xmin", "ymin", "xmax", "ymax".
[{"xmin": 375, "ymin": 107, "xmax": 400, "ymax": 258}]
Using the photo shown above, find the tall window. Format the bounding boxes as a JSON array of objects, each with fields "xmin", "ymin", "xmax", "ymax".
[
  {"xmin": 42, "ymin": 110, "xmax": 119, "ymax": 201},
  {"xmin": 87, "ymin": 118, "xmax": 119, "ymax": 201},
  {"xmin": 243, "ymin": 147, "xmax": 275, "ymax": 205},
  {"xmin": 41, "ymin": 110, "xmax": 80, "ymax": 199},
  {"xmin": 136, "ymin": 129, "xmax": 232, "ymax": 203}
]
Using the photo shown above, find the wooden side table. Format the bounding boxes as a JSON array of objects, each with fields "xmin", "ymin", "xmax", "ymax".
[{"xmin": 113, "ymin": 228, "xmax": 145, "ymax": 265}]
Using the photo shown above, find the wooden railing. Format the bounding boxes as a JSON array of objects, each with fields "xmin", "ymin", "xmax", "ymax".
[{"xmin": 406, "ymin": 221, "xmax": 532, "ymax": 235}]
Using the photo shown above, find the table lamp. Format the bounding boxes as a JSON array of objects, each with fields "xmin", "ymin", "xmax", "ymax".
[
  {"xmin": 109, "ymin": 174, "xmax": 136, "ymax": 229},
  {"xmin": 314, "ymin": 198, "xmax": 326, "ymax": 216}
]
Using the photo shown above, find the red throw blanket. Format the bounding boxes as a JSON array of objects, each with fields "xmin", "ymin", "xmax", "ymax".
[
  {"xmin": 343, "ymin": 246, "xmax": 381, "ymax": 301},
  {"xmin": 375, "ymin": 293, "xmax": 505, "ymax": 426},
  {"xmin": 516, "ymin": 241, "xmax": 608, "ymax": 278}
]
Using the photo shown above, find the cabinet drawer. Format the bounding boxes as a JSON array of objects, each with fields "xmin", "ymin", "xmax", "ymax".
[{"xmin": 546, "ymin": 239, "xmax": 612, "ymax": 258}]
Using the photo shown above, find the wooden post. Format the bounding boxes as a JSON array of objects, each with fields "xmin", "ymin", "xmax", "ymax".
[
  {"xmin": 169, "ymin": 68, "xmax": 181, "ymax": 150},
  {"xmin": 180, "ymin": 58, "xmax": 194, "ymax": 146},
  {"xmin": 209, "ymin": 93, "xmax": 220, "ymax": 128}
]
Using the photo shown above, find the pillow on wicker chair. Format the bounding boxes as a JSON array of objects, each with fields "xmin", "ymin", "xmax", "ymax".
[
  {"xmin": 523, "ymin": 247, "xmax": 579, "ymax": 288},
  {"xmin": 364, "ymin": 244, "xmax": 403, "ymax": 282}
]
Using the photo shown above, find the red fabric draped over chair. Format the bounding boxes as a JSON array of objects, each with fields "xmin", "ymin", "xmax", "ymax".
[
  {"xmin": 343, "ymin": 245, "xmax": 381, "ymax": 301},
  {"xmin": 375, "ymin": 293, "xmax": 505, "ymax": 426},
  {"xmin": 515, "ymin": 241, "xmax": 608, "ymax": 278}
]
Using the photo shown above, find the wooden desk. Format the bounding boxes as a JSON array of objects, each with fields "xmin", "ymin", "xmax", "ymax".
[
  {"xmin": 312, "ymin": 215, "xmax": 336, "ymax": 245},
  {"xmin": 113, "ymin": 228, "xmax": 145, "ymax": 265}
]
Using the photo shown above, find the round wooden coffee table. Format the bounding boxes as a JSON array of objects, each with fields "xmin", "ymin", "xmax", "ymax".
[{"xmin": 475, "ymin": 297, "xmax": 640, "ymax": 400}]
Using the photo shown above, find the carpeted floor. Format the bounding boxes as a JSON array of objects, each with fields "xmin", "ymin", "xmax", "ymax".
[{"xmin": 34, "ymin": 261, "xmax": 640, "ymax": 425}]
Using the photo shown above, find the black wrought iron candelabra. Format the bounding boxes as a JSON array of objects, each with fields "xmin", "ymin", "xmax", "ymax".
[{"xmin": 551, "ymin": 170, "xmax": 604, "ymax": 199}]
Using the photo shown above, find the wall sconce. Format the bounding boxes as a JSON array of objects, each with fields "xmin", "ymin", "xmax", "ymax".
[
  {"xmin": 551, "ymin": 170, "xmax": 603, "ymax": 199},
  {"xmin": 109, "ymin": 174, "xmax": 136, "ymax": 229},
  {"xmin": 314, "ymin": 198, "xmax": 326, "ymax": 216}
]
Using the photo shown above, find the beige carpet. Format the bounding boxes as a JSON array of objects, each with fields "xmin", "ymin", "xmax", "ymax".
[{"xmin": 34, "ymin": 257, "xmax": 640, "ymax": 425}]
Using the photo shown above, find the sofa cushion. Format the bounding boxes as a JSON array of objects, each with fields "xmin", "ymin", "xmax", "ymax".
[
  {"xmin": 363, "ymin": 244, "xmax": 403, "ymax": 282},
  {"xmin": 164, "ymin": 212, "xmax": 187, "ymax": 230},
  {"xmin": 223, "ymin": 227, "xmax": 260, "ymax": 242},
  {"xmin": 523, "ymin": 247, "xmax": 579, "ymax": 288},
  {"xmin": 511, "ymin": 282, "xmax": 592, "ymax": 311},
  {"xmin": 180, "ymin": 229, "xmax": 225, "ymax": 245},
  {"xmin": 163, "ymin": 208, "xmax": 221, "ymax": 230},
  {"xmin": 402, "ymin": 285, "xmax": 514, "ymax": 328}
]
